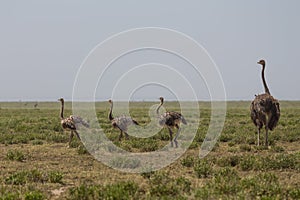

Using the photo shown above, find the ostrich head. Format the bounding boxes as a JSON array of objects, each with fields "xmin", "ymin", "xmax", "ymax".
[
  {"xmin": 58, "ymin": 98, "xmax": 64, "ymax": 103},
  {"xmin": 159, "ymin": 97, "xmax": 164, "ymax": 104},
  {"xmin": 108, "ymin": 99, "xmax": 112, "ymax": 104},
  {"xmin": 257, "ymin": 59, "xmax": 265, "ymax": 66}
]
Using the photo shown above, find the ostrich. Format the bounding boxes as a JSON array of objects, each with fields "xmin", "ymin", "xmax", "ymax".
[
  {"xmin": 58, "ymin": 98, "xmax": 89, "ymax": 147},
  {"xmin": 156, "ymin": 97, "xmax": 187, "ymax": 148},
  {"xmin": 250, "ymin": 60, "xmax": 280, "ymax": 146},
  {"xmin": 108, "ymin": 100, "xmax": 139, "ymax": 141}
]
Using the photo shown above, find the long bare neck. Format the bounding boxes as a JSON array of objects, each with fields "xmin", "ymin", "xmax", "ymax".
[
  {"xmin": 156, "ymin": 100, "xmax": 163, "ymax": 115},
  {"xmin": 261, "ymin": 63, "xmax": 271, "ymax": 95},
  {"xmin": 60, "ymin": 101, "xmax": 64, "ymax": 119},
  {"xmin": 109, "ymin": 102, "xmax": 114, "ymax": 121}
]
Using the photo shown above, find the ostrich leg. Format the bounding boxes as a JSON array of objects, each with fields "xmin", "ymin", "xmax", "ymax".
[
  {"xmin": 168, "ymin": 127, "xmax": 174, "ymax": 147},
  {"xmin": 257, "ymin": 127, "xmax": 260, "ymax": 146},
  {"xmin": 68, "ymin": 131, "xmax": 74, "ymax": 147},
  {"xmin": 124, "ymin": 132, "xmax": 129, "ymax": 140},
  {"xmin": 118, "ymin": 130, "xmax": 123, "ymax": 141},
  {"xmin": 74, "ymin": 130, "xmax": 81, "ymax": 140},
  {"xmin": 265, "ymin": 128, "xmax": 269, "ymax": 146},
  {"xmin": 174, "ymin": 127, "xmax": 181, "ymax": 148}
]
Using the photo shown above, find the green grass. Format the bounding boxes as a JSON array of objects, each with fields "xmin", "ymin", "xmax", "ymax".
[{"xmin": 0, "ymin": 101, "xmax": 300, "ymax": 199}]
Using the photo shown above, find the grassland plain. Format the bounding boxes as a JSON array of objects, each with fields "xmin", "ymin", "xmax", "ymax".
[{"xmin": 0, "ymin": 101, "xmax": 299, "ymax": 199}]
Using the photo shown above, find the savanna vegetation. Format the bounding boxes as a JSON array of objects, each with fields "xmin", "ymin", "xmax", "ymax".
[{"xmin": 0, "ymin": 101, "xmax": 299, "ymax": 199}]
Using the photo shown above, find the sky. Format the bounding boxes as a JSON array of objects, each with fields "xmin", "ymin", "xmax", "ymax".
[{"xmin": 0, "ymin": 0, "xmax": 299, "ymax": 101}]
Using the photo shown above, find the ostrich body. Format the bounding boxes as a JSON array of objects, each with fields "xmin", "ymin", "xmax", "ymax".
[
  {"xmin": 250, "ymin": 60, "xmax": 280, "ymax": 146},
  {"xmin": 58, "ymin": 98, "xmax": 89, "ymax": 147},
  {"xmin": 157, "ymin": 97, "xmax": 187, "ymax": 147},
  {"xmin": 108, "ymin": 100, "xmax": 139, "ymax": 141}
]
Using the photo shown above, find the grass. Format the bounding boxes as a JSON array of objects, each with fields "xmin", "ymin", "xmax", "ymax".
[{"xmin": 0, "ymin": 101, "xmax": 299, "ymax": 199}]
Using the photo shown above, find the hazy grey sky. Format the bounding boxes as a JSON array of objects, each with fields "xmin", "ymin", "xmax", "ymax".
[{"xmin": 1, "ymin": 0, "xmax": 299, "ymax": 101}]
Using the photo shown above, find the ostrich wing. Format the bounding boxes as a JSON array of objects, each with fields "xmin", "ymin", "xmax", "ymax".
[
  {"xmin": 70, "ymin": 115, "xmax": 89, "ymax": 128},
  {"xmin": 62, "ymin": 118, "xmax": 76, "ymax": 130},
  {"xmin": 268, "ymin": 100, "xmax": 280, "ymax": 130}
]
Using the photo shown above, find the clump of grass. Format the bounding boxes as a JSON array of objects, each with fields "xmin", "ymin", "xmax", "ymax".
[
  {"xmin": 98, "ymin": 181, "xmax": 139, "ymax": 200},
  {"xmin": 110, "ymin": 157, "xmax": 141, "ymax": 169},
  {"xmin": 216, "ymin": 155, "xmax": 240, "ymax": 167},
  {"xmin": 241, "ymin": 173, "xmax": 282, "ymax": 199},
  {"xmin": 32, "ymin": 140, "xmax": 43, "ymax": 145},
  {"xmin": 68, "ymin": 181, "xmax": 139, "ymax": 200},
  {"xmin": 26, "ymin": 169, "xmax": 48, "ymax": 183},
  {"xmin": 77, "ymin": 145, "xmax": 89, "ymax": 155},
  {"xmin": 46, "ymin": 133, "xmax": 68, "ymax": 143},
  {"xmin": 239, "ymin": 144, "xmax": 252, "ymax": 152},
  {"xmin": 5, "ymin": 171, "xmax": 28, "ymax": 185},
  {"xmin": 219, "ymin": 133, "xmax": 233, "ymax": 142},
  {"xmin": 195, "ymin": 167, "xmax": 241, "ymax": 198},
  {"xmin": 239, "ymin": 155, "xmax": 256, "ymax": 171},
  {"xmin": 140, "ymin": 171, "xmax": 154, "ymax": 179},
  {"xmin": 149, "ymin": 172, "xmax": 191, "ymax": 198},
  {"xmin": 288, "ymin": 187, "xmax": 300, "ymax": 199},
  {"xmin": 5, "ymin": 169, "xmax": 63, "ymax": 185},
  {"xmin": 260, "ymin": 153, "xmax": 300, "ymax": 171},
  {"xmin": 24, "ymin": 191, "xmax": 45, "ymax": 200},
  {"xmin": 68, "ymin": 184, "xmax": 98, "ymax": 200},
  {"xmin": 194, "ymin": 159, "xmax": 213, "ymax": 178},
  {"xmin": 0, "ymin": 188, "xmax": 20, "ymax": 200},
  {"xmin": 181, "ymin": 155, "xmax": 194, "ymax": 167},
  {"xmin": 6, "ymin": 149, "xmax": 25, "ymax": 162},
  {"xmin": 48, "ymin": 171, "xmax": 63, "ymax": 184}
]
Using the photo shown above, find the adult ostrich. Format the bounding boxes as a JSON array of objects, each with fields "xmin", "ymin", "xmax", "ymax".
[
  {"xmin": 250, "ymin": 60, "xmax": 280, "ymax": 146},
  {"xmin": 58, "ymin": 98, "xmax": 89, "ymax": 147},
  {"xmin": 108, "ymin": 100, "xmax": 139, "ymax": 141},
  {"xmin": 157, "ymin": 97, "xmax": 187, "ymax": 148}
]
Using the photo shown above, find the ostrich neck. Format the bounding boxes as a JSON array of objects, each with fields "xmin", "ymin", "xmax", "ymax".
[
  {"xmin": 156, "ymin": 101, "xmax": 163, "ymax": 115},
  {"xmin": 60, "ymin": 101, "xmax": 64, "ymax": 119},
  {"xmin": 261, "ymin": 63, "xmax": 271, "ymax": 95},
  {"xmin": 109, "ymin": 103, "xmax": 114, "ymax": 121}
]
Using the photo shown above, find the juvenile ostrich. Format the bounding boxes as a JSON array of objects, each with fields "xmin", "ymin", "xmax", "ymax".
[
  {"xmin": 250, "ymin": 60, "xmax": 280, "ymax": 146},
  {"xmin": 58, "ymin": 98, "xmax": 89, "ymax": 147},
  {"xmin": 108, "ymin": 100, "xmax": 139, "ymax": 141},
  {"xmin": 157, "ymin": 97, "xmax": 187, "ymax": 147}
]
